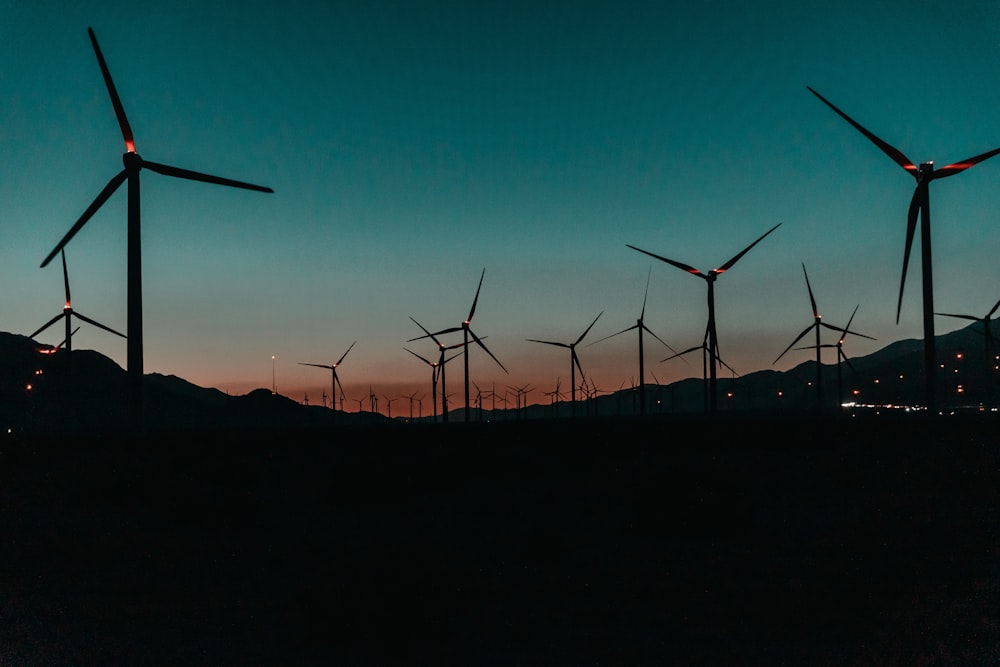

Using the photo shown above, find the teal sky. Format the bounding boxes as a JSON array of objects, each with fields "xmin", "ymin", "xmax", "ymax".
[{"xmin": 5, "ymin": 1, "xmax": 1000, "ymax": 413}]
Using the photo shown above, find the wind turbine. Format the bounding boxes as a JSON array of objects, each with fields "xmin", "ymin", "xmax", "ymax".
[
  {"xmin": 587, "ymin": 267, "xmax": 678, "ymax": 416},
  {"xmin": 30, "ymin": 249, "xmax": 126, "ymax": 352},
  {"xmin": 407, "ymin": 317, "xmax": 467, "ymax": 423},
  {"xmin": 801, "ymin": 304, "xmax": 873, "ymax": 411},
  {"xmin": 628, "ymin": 222, "xmax": 780, "ymax": 415},
  {"xmin": 661, "ymin": 323, "xmax": 735, "ymax": 414},
  {"xmin": 415, "ymin": 269, "xmax": 508, "ymax": 423},
  {"xmin": 403, "ymin": 347, "xmax": 442, "ymax": 423},
  {"xmin": 527, "ymin": 311, "xmax": 602, "ymax": 418},
  {"xmin": 298, "ymin": 341, "xmax": 356, "ymax": 422},
  {"xmin": 40, "ymin": 27, "xmax": 273, "ymax": 422},
  {"xmin": 773, "ymin": 264, "xmax": 875, "ymax": 413},
  {"xmin": 808, "ymin": 86, "xmax": 1000, "ymax": 412},
  {"xmin": 936, "ymin": 298, "xmax": 1000, "ymax": 378}
]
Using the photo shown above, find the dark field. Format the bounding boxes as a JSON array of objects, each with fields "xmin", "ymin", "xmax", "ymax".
[{"xmin": 2, "ymin": 413, "xmax": 999, "ymax": 665}]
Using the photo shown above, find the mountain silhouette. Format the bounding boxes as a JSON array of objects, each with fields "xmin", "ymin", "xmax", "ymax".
[
  {"xmin": 2, "ymin": 321, "xmax": 996, "ymax": 435},
  {"xmin": 0, "ymin": 332, "xmax": 393, "ymax": 435}
]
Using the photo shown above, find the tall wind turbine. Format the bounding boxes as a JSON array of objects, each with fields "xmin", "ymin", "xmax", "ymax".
[
  {"xmin": 407, "ymin": 317, "xmax": 467, "ymax": 423},
  {"xmin": 587, "ymin": 268, "xmax": 678, "ymax": 416},
  {"xmin": 299, "ymin": 341, "xmax": 356, "ymax": 421},
  {"xmin": 31, "ymin": 249, "xmax": 126, "ymax": 352},
  {"xmin": 773, "ymin": 264, "xmax": 874, "ymax": 413},
  {"xmin": 40, "ymin": 27, "xmax": 273, "ymax": 421},
  {"xmin": 527, "ymin": 311, "xmax": 602, "ymax": 418},
  {"xmin": 418, "ymin": 269, "xmax": 508, "ymax": 422},
  {"xmin": 628, "ymin": 222, "xmax": 780, "ymax": 415},
  {"xmin": 936, "ymin": 298, "xmax": 1000, "ymax": 378},
  {"xmin": 808, "ymin": 86, "xmax": 1000, "ymax": 412}
]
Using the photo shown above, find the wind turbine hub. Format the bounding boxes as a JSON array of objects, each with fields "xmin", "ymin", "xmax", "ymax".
[{"xmin": 122, "ymin": 151, "xmax": 142, "ymax": 169}]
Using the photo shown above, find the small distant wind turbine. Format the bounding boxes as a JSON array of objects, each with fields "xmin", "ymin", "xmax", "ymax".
[
  {"xmin": 808, "ymin": 86, "xmax": 1000, "ymax": 412},
  {"xmin": 587, "ymin": 267, "xmax": 678, "ymax": 416},
  {"xmin": 299, "ymin": 341, "xmax": 356, "ymax": 422},
  {"xmin": 407, "ymin": 317, "xmax": 467, "ymax": 423},
  {"xmin": 40, "ymin": 27, "xmax": 273, "ymax": 421},
  {"xmin": 628, "ymin": 222, "xmax": 780, "ymax": 415},
  {"xmin": 661, "ymin": 323, "xmax": 736, "ymax": 414},
  {"xmin": 801, "ymin": 304, "xmax": 873, "ymax": 410},
  {"xmin": 415, "ymin": 269, "xmax": 508, "ymax": 422},
  {"xmin": 30, "ymin": 249, "xmax": 126, "ymax": 352},
  {"xmin": 527, "ymin": 311, "xmax": 602, "ymax": 418},
  {"xmin": 403, "ymin": 347, "xmax": 442, "ymax": 423},
  {"xmin": 936, "ymin": 298, "xmax": 1000, "ymax": 376},
  {"xmin": 773, "ymin": 264, "xmax": 875, "ymax": 412}
]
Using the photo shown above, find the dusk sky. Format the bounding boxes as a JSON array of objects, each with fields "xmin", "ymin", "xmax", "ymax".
[{"xmin": 5, "ymin": 1, "xmax": 1000, "ymax": 414}]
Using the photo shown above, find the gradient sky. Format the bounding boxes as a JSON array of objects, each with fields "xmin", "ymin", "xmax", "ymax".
[{"xmin": 5, "ymin": 1, "xmax": 1000, "ymax": 415}]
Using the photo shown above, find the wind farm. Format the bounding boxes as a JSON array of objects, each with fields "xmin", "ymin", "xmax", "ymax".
[{"xmin": 5, "ymin": 7, "xmax": 1000, "ymax": 665}]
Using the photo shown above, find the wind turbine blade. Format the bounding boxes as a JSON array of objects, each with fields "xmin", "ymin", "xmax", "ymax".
[
  {"xmin": 575, "ymin": 311, "xmax": 604, "ymax": 346},
  {"xmin": 627, "ymin": 245, "xmax": 702, "ymax": 276},
  {"xmin": 428, "ymin": 326, "xmax": 463, "ymax": 337},
  {"xmin": 587, "ymin": 324, "xmax": 637, "ymax": 347},
  {"xmin": 640, "ymin": 266, "xmax": 652, "ymax": 319},
  {"xmin": 717, "ymin": 223, "xmax": 781, "ymax": 272},
  {"xmin": 334, "ymin": 374, "xmax": 345, "ymax": 398},
  {"xmin": 468, "ymin": 328, "xmax": 508, "ymax": 373},
  {"xmin": 41, "ymin": 169, "xmax": 127, "ymax": 267},
  {"xmin": 716, "ymin": 355, "xmax": 739, "ymax": 377},
  {"xmin": 29, "ymin": 314, "xmax": 64, "ymax": 340},
  {"xmin": 802, "ymin": 263, "xmax": 818, "ymax": 318},
  {"xmin": 989, "ymin": 298, "xmax": 1000, "ymax": 319},
  {"xmin": 56, "ymin": 326, "xmax": 81, "ymax": 351},
  {"xmin": 935, "ymin": 312, "xmax": 979, "ymax": 323},
  {"xmin": 819, "ymin": 321, "xmax": 849, "ymax": 335},
  {"xmin": 931, "ymin": 146, "xmax": 1000, "ymax": 180},
  {"xmin": 88, "ymin": 27, "xmax": 135, "ymax": 152},
  {"xmin": 403, "ymin": 347, "xmax": 434, "ymax": 367},
  {"xmin": 661, "ymin": 345, "xmax": 700, "ymax": 363},
  {"xmin": 572, "ymin": 349, "xmax": 585, "ymax": 379},
  {"xmin": 643, "ymin": 324, "xmax": 680, "ymax": 356},
  {"xmin": 897, "ymin": 186, "xmax": 921, "ymax": 323},
  {"xmin": 336, "ymin": 341, "xmax": 357, "ymax": 366},
  {"xmin": 821, "ymin": 320, "xmax": 876, "ymax": 341},
  {"xmin": 773, "ymin": 325, "xmax": 816, "ymax": 364},
  {"xmin": 806, "ymin": 86, "xmax": 916, "ymax": 174},
  {"xmin": 72, "ymin": 311, "xmax": 127, "ymax": 338},
  {"xmin": 844, "ymin": 304, "xmax": 860, "ymax": 333},
  {"xmin": 408, "ymin": 316, "xmax": 443, "ymax": 346},
  {"xmin": 527, "ymin": 339, "xmax": 570, "ymax": 349},
  {"xmin": 142, "ymin": 160, "xmax": 273, "ymax": 193},
  {"xmin": 61, "ymin": 250, "xmax": 71, "ymax": 305},
  {"xmin": 467, "ymin": 268, "xmax": 485, "ymax": 322},
  {"xmin": 300, "ymin": 362, "xmax": 334, "ymax": 370}
]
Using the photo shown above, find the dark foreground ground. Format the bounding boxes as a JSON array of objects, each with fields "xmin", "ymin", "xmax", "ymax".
[{"xmin": 2, "ymin": 412, "xmax": 999, "ymax": 665}]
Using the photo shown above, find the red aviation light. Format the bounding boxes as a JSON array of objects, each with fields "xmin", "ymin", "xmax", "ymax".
[
  {"xmin": 64, "ymin": 301, "xmax": 72, "ymax": 310},
  {"xmin": 125, "ymin": 139, "xmax": 136, "ymax": 153}
]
